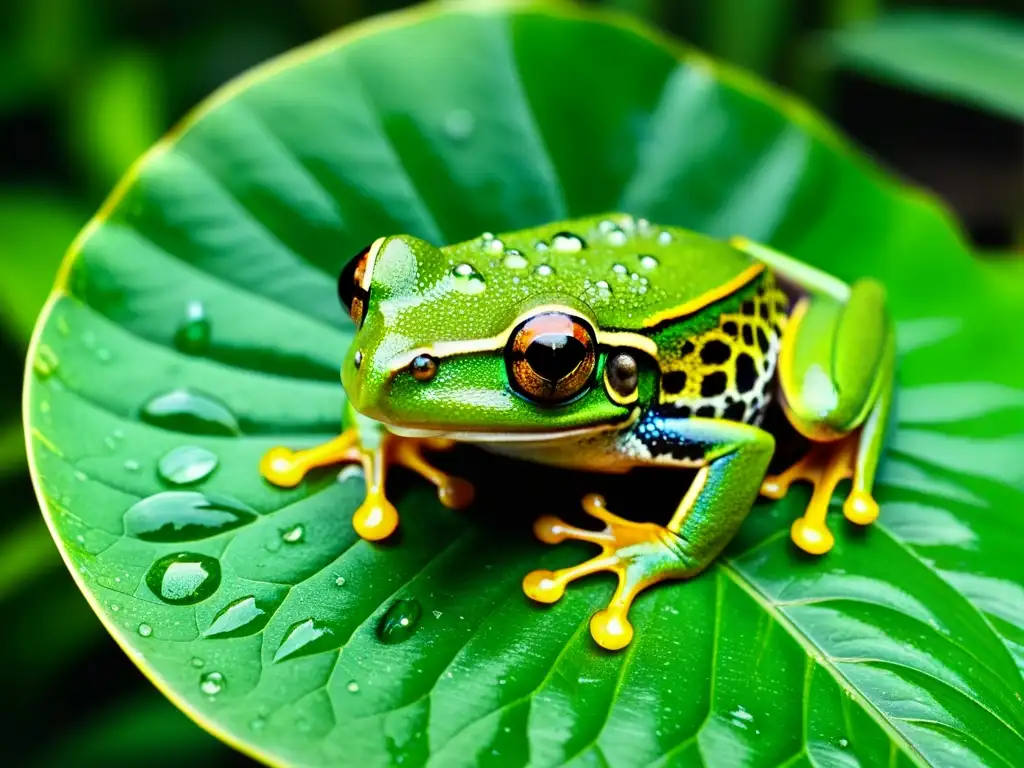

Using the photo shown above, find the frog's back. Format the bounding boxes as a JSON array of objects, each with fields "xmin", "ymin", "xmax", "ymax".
[{"xmin": 442, "ymin": 214, "xmax": 760, "ymax": 333}]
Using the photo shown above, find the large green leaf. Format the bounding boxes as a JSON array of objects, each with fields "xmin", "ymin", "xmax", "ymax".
[
  {"xmin": 25, "ymin": 1, "xmax": 1024, "ymax": 765},
  {"xmin": 825, "ymin": 11, "xmax": 1024, "ymax": 120}
]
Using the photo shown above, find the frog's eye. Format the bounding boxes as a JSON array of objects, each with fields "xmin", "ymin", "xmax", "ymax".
[
  {"xmin": 506, "ymin": 311, "xmax": 596, "ymax": 404},
  {"xmin": 338, "ymin": 237, "xmax": 384, "ymax": 326}
]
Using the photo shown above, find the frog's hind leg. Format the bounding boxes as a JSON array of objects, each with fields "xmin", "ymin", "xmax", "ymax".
[
  {"xmin": 261, "ymin": 405, "xmax": 473, "ymax": 541},
  {"xmin": 525, "ymin": 417, "xmax": 774, "ymax": 650},
  {"xmin": 760, "ymin": 277, "xmax": 895, "ymax": 554}
]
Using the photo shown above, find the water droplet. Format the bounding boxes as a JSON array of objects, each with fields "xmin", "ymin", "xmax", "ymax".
[
  {"xmin": 146, "ymin": 552, "xmax": 221, "ymax": 605},
  {"xmin": 274, "ymin": 618, "xmax": 335, "ymax": 663},
  {"xmin": 640, "ymin": 254, "xmax": 659, "ymax": 270},
  {"xmin": 281, "ymin": 524, "xmax": 304, "ymax": 544},
  {"xmin": 34, "ymin": 344, "xmax": 59, "ymax": 379},
  {"xmin": 534, "ymin": 240, "xmax": 549, "ymax": 252},
  {"xmin": 205, "ymin": 595, "xmax": 269, "ymax": 638},
  {"xmin": 157, "ymin": 445, "xmax": 219, "ymax": 486},
  {"xmin": 96, "ymin": 348, "xmax": 112, "ymax": 363},
  {"xmin": 377, "ymin": 598, "xmax": 422, "ymax": 644},
  {"xmin": 141, "ymin": 389, "xmax": 240, "ymax": 437},
  {"xmin": 347, "ymin": 680, "xmax": 360, "ymax": 693},
  {"xmin": 74, "ymin": 469, "xmax": 88, "ymax": 482},
  {"xmin": 503, "ymin": 250, "xmax": 528, "ymax": 270},
  {"xmin": 450, "ymin": 263, "xmax": 486, "ymax": 294},
  {"xmin": 174, "ymin": 301, "xmax": 211, "ymax": 354},
  {"xmin": 839, "ymin": 738, "xmax": 849, "ymax": 748},
  {"xmin": 337, "ymin": 465, "xmax": 364, "ymax": 484},
  {"xmin": 200, "ymin": 671, "xmax": 225, "ymax": 696},
  {"xmin": 334, "ymin": 576, "xmax": 346, "ymax": 587},
  {"xmin": 190, "ymin": 657, "xmax": 205, "ymax": 668},
  {"xmin": 432, "ymin": 610, "xmax": 442, "ymax": 619},
  {"xmin": 443, "ymin": 108, "xmax": 475, "ymax": 141},
  {"xmin": 551, "ymin": 232, "xmax": 586, "ymax": 252},
  {"xmin": 125, "ymin": 491, "xmax": 256, "ymax": 542},
  {"xmin": 534, "ymin": 264, "xmax": 554, "ymax": 277},
  {"xmin": 250, "ymin": 716, "xmax": 267, "ymax": 732},
  {"xmin": 124, "ymin": 459, "xmax": 140, "ymax": 472},
  {"xmin": 657, "ymin": 231, "xmax": 673, "ymax": 245},
  {"xmin": 138, "ymin": 623, "xmax": 153, "ymax": 637},
  {"xmin": 612, "ymin": 263, "xmax": 628, "ymax": 276}
]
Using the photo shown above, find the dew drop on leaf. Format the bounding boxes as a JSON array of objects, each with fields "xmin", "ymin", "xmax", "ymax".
[
  {"xmin": 640, "ymin": 254, "xmax": 659, "ymax": 270},
  {"xmin": 534, "ymin": 264, "xmax": 554, "ymax": 277},
  {"xmin": 657, "ymin": 230, "xmax": 673, "ymax": 245},
  {"xmin": 200, "ymin": 671, "xmax": 225, "ymax": 696},
  {"xmin": 157, "ymin": 445, "xmax": 219, "ymax": 486},
  {"xmin": 174, "ymin": 300, "xmax": 211, "ymax": 355},
  {"xmin": 125, "ymin": 491, "xmax": 255, "ymax": 542},
  {"xmin": 442, "ymin": 108, "xmax": 474, "ymax": 141},
  {"xmin": 138, "ymin": 623, "xmax": 153, "ymax": 637},
  {"xmin": 204, "ymin": 595, "xmax": 268, "ymax": 638},
  {"xmin": 503, "ymin": 250, "xmax": 528, "ymax": 270},
  {"xmin": 34, "ymin": 344, "xmax": 59, "ymax": 379},
  {"xmin": 377, "ymin": 598, "xmax": 422, "ymax": 644},
  {"xmin": 273, "ymin": 618, "xmax": 334, "ymax": 663},
  {"xmin": 346, "ymin": 681, "xmax": 360, "ymax": 693},
  {"xmin": 281, "ymin": 524, "xmax": 304, "ymax": 544},
  {"xmin": 140, "ymin": 389, "xmax": 240, "ymax": 437},
  {"xmin": 146, "ymin": 552, "xmax": 221, "ymax": 605},
  {"xmin": 334, "ymin": 576, "xmax": 346, "ymax": 587}
]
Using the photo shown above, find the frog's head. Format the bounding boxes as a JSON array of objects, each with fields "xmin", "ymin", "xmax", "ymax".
[{"xmin": 337, "ymin": 234, "xmax": 652, "ymax": 439}]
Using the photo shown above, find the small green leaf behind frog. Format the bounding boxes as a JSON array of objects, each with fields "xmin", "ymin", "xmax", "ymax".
[{"xmin": 261, "ymin": 214, "xmax": 894, "ymax": 651}]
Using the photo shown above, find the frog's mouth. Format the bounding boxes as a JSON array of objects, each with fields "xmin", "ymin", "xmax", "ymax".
[{"xmin": 384, "ymin": 408, "xmax": 639, "ymax": 444}]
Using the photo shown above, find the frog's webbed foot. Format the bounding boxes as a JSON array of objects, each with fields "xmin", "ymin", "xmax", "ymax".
[
  {"xmin": 260, "ymin": 431, "xmax": 474, "ymax": 541},
  {"xmin": 760, "ymin": 432, "xmax": 879, "ymax": 555},
  {"xmin": 523, "ymin": 494, "xmax": 690, "ymax": 651}
]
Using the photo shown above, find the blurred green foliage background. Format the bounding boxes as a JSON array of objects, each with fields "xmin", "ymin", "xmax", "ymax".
[{"xmin": 2, "ymin": 0, "xmax": 1021, "ymax": 764}]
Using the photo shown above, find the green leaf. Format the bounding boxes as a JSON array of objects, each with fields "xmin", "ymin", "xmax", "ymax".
[
  {"xmin": 0, "ymin": 193, "xmax": 87, "ymax": 345},
  {"xmin": 826, "ymin": 11, "xmax": 1024, "ymax": 120},
  {"xmin": 25, "ymin": 1, "xmax": 1024, "ymax": 765}
]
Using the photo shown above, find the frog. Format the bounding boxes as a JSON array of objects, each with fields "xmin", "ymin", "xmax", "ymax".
[{"xmin": 260, "ymin": 214, "xmax": 894, "ymax": 651}]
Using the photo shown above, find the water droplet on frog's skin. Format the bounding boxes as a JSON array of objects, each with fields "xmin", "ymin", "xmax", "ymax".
[
  {"xmin": 347, "ymin": 681, "xmax": 360, "ymax": 693},
  {"xmin": 534, "ymin": 240, "xmax": 549, "ymax": 252},
  {"xmin": 124, "ymin": 459, "xmax": 140, "ymax": 472},
  {"xmin": 205, "ymin": 595, "xmax": 270, "ymax": 638},
  {"xmin": 200, "ymin": 671, "xmax": 225, "ymax": 696},
  {"xmin": 612, "ymin": 263, "xmax": 628, "ymax": 276},
  {"xmin": 157, "ymin": 445, "xmax": 219, "ymax": 486},
  {"xmin": 442, "ymin": 108, "xmax": 475, "ymax": 141},
  {"xmin": 377, "ymin": 598, "xmax": 422, "ymax": 644},
  {"xmin": 334, "ymin": 576, "xmax": 346, "ymax": 587},
  {"xmin": 274, "ymin": 618, "xmax": 334, "ymax": 663},
  {"xmin": 125, "ymin": 491, "xmax": 256, "ymax": 542},
  {"xmin": 138, "ymin": 623, "xmax": 153, "ymax": 637},
  {"xmin": 281, "ymin": 524, "xmax": 304, "ymax": 544},
  {"xmin": 551, "ymin": 232, "xmax": 586, "ymax": 252},
  {"xmin": 657, "ymin": 231, "xmax": 673, "ymax": 245},
  {"xmin": 141, "ymin": 389, "xmax": 240, "ymax": 437},
  {"xmin": 34, "ymin": 344, "xmax": 59, "ymax": 379},
  {"xmin": 450, "ymin": 263, "xmax": 486, "ymax": 294},
  {"xmin": 640, "ymin": 254, "xmax": 659, "ymax": 270},
  {"xmin": 146, "ymin": 552, "xmax": 221, "ymax": 605},
  {"xmin": 534, "ymin": 264, "xmax": 554, "ymax": 277},
  {"xmin": 503, "ymin": 249, "xmax": 528, "ymax": 270},
  {"xmin": 595, "ymin": 280, "xmax": 612, "ymax": 294},
  {"xmin": 96, "ymin": 348, "xmax": 112, "ymax": 363}
]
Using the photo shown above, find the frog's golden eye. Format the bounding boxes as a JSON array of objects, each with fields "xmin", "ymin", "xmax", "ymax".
[
  {"xmin": 338, "ymin": 237, "xmax": 384, "ymax": 326},
  {"xmin": 506, "ymin": 312, "xmax": 596, "ymax": 404}
]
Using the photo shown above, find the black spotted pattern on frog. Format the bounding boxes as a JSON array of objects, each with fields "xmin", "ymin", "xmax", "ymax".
[{"xmin": 655, "ymin": 273, "xmax": 789, "ymax": 425}]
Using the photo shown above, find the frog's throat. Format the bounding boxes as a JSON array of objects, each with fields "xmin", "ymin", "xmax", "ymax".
[{"xmin": 385, "ymin": 409, "xmax": 639, "ymax": 444}]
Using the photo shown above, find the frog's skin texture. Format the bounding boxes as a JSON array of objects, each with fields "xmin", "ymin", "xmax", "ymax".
[{"xmin": 261, "ymin": 214, "xmax": 895, "ymax": 650}]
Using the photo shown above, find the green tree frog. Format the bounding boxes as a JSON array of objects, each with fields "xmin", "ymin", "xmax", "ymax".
[{"xmin": 261, "ymin": 215, "xmax": 894, "ymax": 650}]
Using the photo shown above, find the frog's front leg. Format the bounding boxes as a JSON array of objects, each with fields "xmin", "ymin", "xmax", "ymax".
[
  {"xmin": 759, "ymin": 277, "xmax": 895, "ymax": 555},
  {"xmin": 260, "ymin": 403, "xmax": 473, "ymax": 540},
  {"xmin": 524, "ymin": 417, "xmax": 774, "ymax": 650}
]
